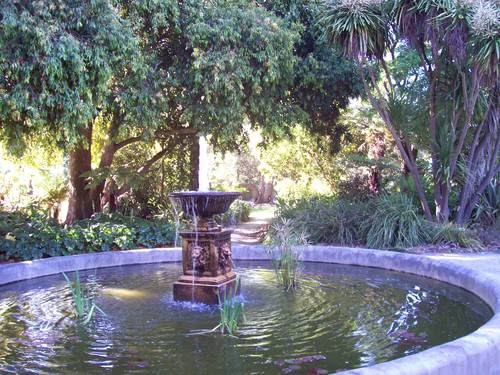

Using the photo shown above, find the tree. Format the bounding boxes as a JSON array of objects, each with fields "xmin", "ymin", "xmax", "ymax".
[
  {"xmin": 319, "ymin": 0, "xmax": 499, "ymax": 223},
  {"xmin": 0, "ymin": 0, "xmax": 142, "ymax": 222},
  {"xmin": 1, "ymin": 0, "xmax": 365, "ymax": 223},
  {"xmin": 87, "ymin": 0, "xmax": 301, "ymax": 213},
  {"xmin": 1, "ymin": 0, "xmax": 300, "ymax": 222},
  {"xmin": 259, "ymin": 0, "xmax": 363, "ymax": 153}
]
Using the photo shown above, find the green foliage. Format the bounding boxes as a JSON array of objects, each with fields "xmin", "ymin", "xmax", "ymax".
[
  {"xmin": 320, "ymin": 0, "xmax": 499, "ymax": 224},
  {"xmin": 215, "ymin": 200, "xmax": 251, "ymax": 226},
  {"xmin": 318, "ymin": 0, "xmax": 388, "ymax": 59},
  {"xmin": 0, "ymin": 208, "xmax": 175, "ymax": 261},
  {"xmin": 215, "ymin": 278, "xmax": 245, "ymax": 336},
  {"xmin": 0, "ymin": 0, "xmax": 139, "ymax": 152},
  {"xmin": 276, "ymin": 196, "xmax": 366, "ymax": 246},
  {"xmin": 363, "ymin": 193, "xmax": 430, "ymax": 249},
  {"xmin": 274, "ymin": 191, "xmax": 488, "ymax": 250},
  {"xmin": 267, "ymin": 218, "xmax": 305, "ymax": 291},
  {"xmin": 430, "ymin": 222, "xmax": 483, "ymax": 250},
  {"xmin": 260, "ymin": 0, "xmax": 363, "ymax": 153},
  {"xmin": 474, "ymin": 176, "xmax": 500, "ymax": 225},
  {"xmin": 157, "ymin": 0, "xmax": 300, "ymax": 150},
  {"xmin": 62, "ymin": 271, "xmax": 105, "ymax": 325}
]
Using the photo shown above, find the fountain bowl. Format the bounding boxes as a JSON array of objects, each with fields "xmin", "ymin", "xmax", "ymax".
[{"xmin": 169, "ymin": 191, "xmax": 241, "ymax": 219}]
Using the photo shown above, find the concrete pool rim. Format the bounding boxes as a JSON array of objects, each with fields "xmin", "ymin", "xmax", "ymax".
[{"xmin": 0, "ymin": 245, "xmax": 499, "ymax": 375}]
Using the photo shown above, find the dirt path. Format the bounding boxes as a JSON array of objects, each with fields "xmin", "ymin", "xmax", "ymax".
[{"xmin": 231, "ymin": 204, "xmax": 275, "ymax": 244}]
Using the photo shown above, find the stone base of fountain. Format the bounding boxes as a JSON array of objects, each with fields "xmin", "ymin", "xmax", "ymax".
[
  {"xmin": 173, "ymin": 228, "xmax": 240, "ymax": 305},
  {"xmin": 173, "ymin": 272, "xmax": 239, "ymax": 305}
]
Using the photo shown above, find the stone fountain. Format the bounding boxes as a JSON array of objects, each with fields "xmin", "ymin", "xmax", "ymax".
[{"xmin": 169, "ymin": 191, "xmax": 241, "ymax": 304}]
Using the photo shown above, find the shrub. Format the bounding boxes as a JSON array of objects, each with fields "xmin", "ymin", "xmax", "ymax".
[
  {"xmin": 473, "ymin": 176, "xmax": 499, "ymax": 225},
  {"xmin": 430, "ymin": 223, "xmax": 483, "ymax": 250},
  {"xmin": 0, "ymin": 208, "xmax": 176, "ymax": 261},
  {"xmin": 215, "ymin": 199, "xmax": 251, "ymax": 226},
  {"xmin": 276, "ymin": 195, "xmax": 366, "ymax": 245},
  {"xmin": 273, "ymin": 192, "xmax": 486, "ymax": 250},
  {"xmin": 363, "ymin": 193, "xmax": 430, "ymax": 249}
]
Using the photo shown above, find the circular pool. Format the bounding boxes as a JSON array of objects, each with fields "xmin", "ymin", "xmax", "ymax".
[{"xmin": 0, "ymin": 260, "xmax": 492, "ymax": 374}]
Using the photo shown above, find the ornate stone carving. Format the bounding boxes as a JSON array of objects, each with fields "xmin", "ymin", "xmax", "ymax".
[
  {"xmin": 218, "ymin": 241, "xmax": 232, "ymax": 271},
  {"xmin": 188, "ymin": 243, "xmax": 209, "ymax": 273}
]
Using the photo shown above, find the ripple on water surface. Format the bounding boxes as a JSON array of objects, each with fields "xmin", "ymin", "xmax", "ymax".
[{"xmin": 0, "ymin": 261, "xmax": 492, "ymax": 374}]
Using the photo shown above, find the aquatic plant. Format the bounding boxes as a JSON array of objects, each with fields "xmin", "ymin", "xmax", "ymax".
[
  {"xmin": 214, "ymin": 278, "xmax": 244, "ymax": 336},
  {"xmin": 62, "ymin": 271, "xmax": 105, "ymax": 325},
  {"xmin": 267, "ymin": 218, "xmax": 306, "ymax": 291}
]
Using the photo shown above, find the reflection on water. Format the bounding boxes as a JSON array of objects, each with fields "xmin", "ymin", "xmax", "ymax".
[{"xmin": 0, "ymin": 261, "xmax": 492, "ymax": 374}]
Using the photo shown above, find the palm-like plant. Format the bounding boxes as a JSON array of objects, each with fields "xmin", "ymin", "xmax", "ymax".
[
  {"xmin": 469, "ymin": 1, "xmax": 499, "ymax": 77},
  {"xmin": 319, "ymin": 0, "xmax": 389, "ymax": 60},
  {"xmin": 320, "ymin": 0, "xmax": 499, "ymax": 224}
]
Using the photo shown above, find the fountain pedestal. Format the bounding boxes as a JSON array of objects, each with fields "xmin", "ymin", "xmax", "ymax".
[
  {"xmin": 169, "ymin": 191, "xmax": 241, "ymax": 305},
  {"xmin": 173, "ymin": 228, "xmax": 238, "ymax": 304}
]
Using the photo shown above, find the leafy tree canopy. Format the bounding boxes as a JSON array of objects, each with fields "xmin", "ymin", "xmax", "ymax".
[
  {"xmin": 0, "ymin": 0, "xmax": 140, "ymax": 154},
  {"xmin": 259, "ymin": 0, "xmax": 363, "ymax": 153}
]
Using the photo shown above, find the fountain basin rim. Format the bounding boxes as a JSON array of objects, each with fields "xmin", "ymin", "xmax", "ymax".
[{"xmin": 1, "ymin": 245, "xmax": 499, "ymax": 375}]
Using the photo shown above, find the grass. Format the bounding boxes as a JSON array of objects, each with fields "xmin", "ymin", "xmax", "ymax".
[{"xmin": 62, "ymin": 271, "xmax": 105, "ymax": 325}]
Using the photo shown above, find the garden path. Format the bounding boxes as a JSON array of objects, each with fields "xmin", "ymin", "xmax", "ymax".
[{"xmin": 231, "ymin": 204, "xmax": 275, "ymax": 244}]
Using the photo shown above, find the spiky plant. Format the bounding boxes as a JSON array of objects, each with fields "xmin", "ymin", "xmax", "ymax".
[
  {"xmin": 62, "ymin": 271, "xmax": 105, "ymax": 325},
  {"xmin": 214, "ymin": 277, "xmax": 244, "ymax": 336},
  {"xmin": 267, "ymin": 218, "xmax": 306, "ymax": 291},
  {"xmin": 430, "ymin": 222, "xmax": 483, "ymax": 249},
  {"xmin": 363, "ymin": 193, "xmax": 430, "ymax": 249},
  {"xmin": 319, "ymin": 0, "xmax": 388, "ymax": 60}
]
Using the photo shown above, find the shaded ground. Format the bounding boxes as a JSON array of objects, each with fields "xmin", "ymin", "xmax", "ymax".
[{"xmin": 231, "ymin": 204, "xmax": 275, "ymax": 244}]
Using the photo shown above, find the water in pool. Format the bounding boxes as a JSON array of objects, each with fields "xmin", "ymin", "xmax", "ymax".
[{"xmin": 0, "ymin": 261, "xmax": 492, "ymax": 374}]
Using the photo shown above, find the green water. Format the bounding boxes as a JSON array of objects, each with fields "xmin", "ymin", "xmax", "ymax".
[{"xmin": 0, "ymin": 261, "xmax": 492, "ymax": 374}]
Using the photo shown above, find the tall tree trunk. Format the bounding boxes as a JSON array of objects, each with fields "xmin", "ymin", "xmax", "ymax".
[
  {"xmin": 401, "ymin": 143, "xmax": 418, "ymax": 193},
  {"xmin": 90, "ymin": 143, "xmax": 116, "ymax": 212},
  {"xmin": 357, "ymin": 63, "xmax": 433, "ymax": 220},
  {"xmin": 367, "ymin": 131, "xmax": 386, "ymax": 195},
  {"xmin": 66, "ymin": 126, "xmax": 94, "ymax": 224},
  {"xmin": 434, "ymin": 182, "xmax": 450, "ymax": 222},
  {"xmin": 189, "ymin": 135, "xmax": 199, "ymax": 190}
]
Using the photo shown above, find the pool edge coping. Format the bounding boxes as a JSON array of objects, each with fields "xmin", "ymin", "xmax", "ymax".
[{"xmin": 1, "ymin": 245, "xmax": 499, "ymax": 375}]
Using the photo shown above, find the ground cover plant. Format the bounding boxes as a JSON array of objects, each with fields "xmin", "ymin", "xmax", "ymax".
[{"xmin": 0, "ymin": 208, "xmax": 176, "ymax": 261}]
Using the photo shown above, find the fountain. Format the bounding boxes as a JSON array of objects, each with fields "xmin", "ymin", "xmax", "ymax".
[{"xmin": 169, "ymin": 190, "xmax": 241, "ymax": 304}]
